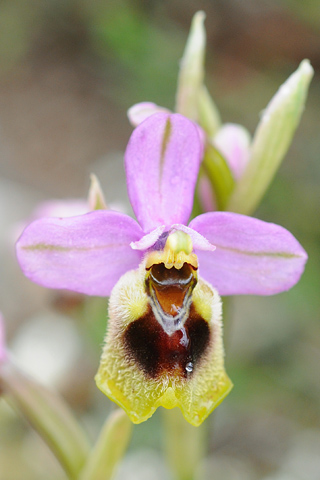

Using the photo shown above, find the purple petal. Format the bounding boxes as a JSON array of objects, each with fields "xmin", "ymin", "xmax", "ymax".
[
  {"xmin": 171, "ymin": 224, "xmax": 216, "ymax": 251},
  {"xmin": 16, "ymin": 211, "xmax": 144, "ymax": 296},
  {"xmin": 130, "ymin": 225, "xmax": 166, "ymax": 250},
  {"xmin": 127, "ymin": 102, "xmax": 171, "ymax": 127},
  {"xmin": 189, "ymin": 212, "xmax": 308, "ymax": 295},
  {"xmin": 125, "ymin": 113, "xmax": 202, "ymax": 232}
]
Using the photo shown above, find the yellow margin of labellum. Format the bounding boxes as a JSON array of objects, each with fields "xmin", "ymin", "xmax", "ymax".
[{"xmin": 95, "ymin": 232, "xmax": 233, "ymax": 426}]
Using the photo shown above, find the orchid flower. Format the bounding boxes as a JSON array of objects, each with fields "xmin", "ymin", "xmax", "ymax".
[{"xmin": 16, "ymin": 113, "xmax": 307, "ymax": 426}]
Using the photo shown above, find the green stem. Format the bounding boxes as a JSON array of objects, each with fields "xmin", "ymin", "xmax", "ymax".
[
  {"xmin": 79, "ymin": 409, "xmax": 132, "ymax": 480},
  {"xmin": 163, "ymin": 408, "xmax": 206, "ymax": 480},
  {"xmin": 1, "ymin": 362, "xmax": 90, "ymax": 479}
]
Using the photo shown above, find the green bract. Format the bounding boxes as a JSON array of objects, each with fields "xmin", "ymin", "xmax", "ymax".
[
  {"xmin": 227, "ymin": 59, "xmax": 314, "ymax": 214},
  {"xmin": 175, "ymin": 11, "xmax": 206, "ymax": 120}
]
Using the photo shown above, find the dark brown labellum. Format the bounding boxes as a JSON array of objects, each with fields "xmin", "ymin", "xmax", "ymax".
[{"xmin": 123, "ymin": 263, "xmax": 210, "ymax": 379}]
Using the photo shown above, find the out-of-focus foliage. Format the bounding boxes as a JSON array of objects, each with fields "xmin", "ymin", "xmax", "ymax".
[{"xmin": 0, "ymin": 1, "xmax": 319, "ymax": 479}]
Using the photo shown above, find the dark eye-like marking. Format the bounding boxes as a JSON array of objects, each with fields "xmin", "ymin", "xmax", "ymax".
[{"xmin": 123, "ymin": 305, "xmax": 210, "ymax": 379}]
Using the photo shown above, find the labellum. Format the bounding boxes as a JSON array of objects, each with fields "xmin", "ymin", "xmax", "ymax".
[{"xmin": 95, "ymin": 231, "xmax": 232, "ymax": 426}]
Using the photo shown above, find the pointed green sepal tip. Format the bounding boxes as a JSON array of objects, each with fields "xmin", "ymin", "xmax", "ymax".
[
  {"xmin": 227, "ymin": 59, "xmax": 314, "ymax": 215},
  {"xmin": 88, "ymin": 173, "xmax": 108, "ymax": 211},
  {"xmin": 175, "ymin": 11, "xmax": 206, "ymax": 120}
]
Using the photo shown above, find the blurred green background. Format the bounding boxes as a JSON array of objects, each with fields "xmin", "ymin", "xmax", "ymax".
[{"xmin": 0, "ymin": 1, "xmax": 319, "ymax": 479}]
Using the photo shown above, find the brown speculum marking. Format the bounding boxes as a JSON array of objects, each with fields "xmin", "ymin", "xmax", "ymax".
[{"xmin": 123, "ymin": 263, "xmax": 210, "ymax": 379}]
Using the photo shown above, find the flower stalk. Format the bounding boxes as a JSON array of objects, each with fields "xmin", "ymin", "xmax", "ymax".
[
  {"xmin": 0, "ymin": 360, "xmax": 90, "ymax": 479},
  {"xmin": 163, "ymin": 408, "xmax": 206, "ymax": 480},
  {"xmin": 79, "ymin": 409, "xmax": 132, "ymax": 480}
]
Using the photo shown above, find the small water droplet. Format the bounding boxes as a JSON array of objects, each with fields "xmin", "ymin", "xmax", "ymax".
[{"xmin": 185, "ymin": 362, "xmax": 193, "ymax": 373}]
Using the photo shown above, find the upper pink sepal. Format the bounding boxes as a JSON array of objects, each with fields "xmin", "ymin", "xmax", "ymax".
[
  {"xmin": 189, "ymin": 212, "xmax": 308, "ymax": 295},
  {"xmin": 125, "ymin": 113, "xmax": 202, "ymax": 232}
]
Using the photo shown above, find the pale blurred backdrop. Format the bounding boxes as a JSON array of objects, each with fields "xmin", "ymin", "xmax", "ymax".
[{"xmin": 0, "ymin": 1, "xmax": 319, "ymax": 479}]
